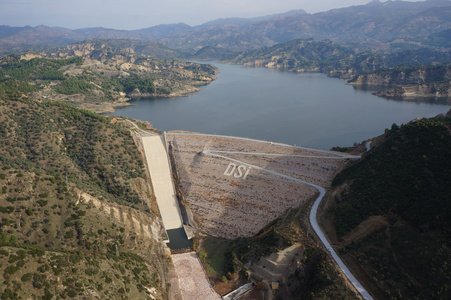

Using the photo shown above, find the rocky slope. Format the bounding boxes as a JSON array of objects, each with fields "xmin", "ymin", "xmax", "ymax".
[
  {"xmin": 348, "ymin": 64, "xmax": 451, "ymax": 99},
  {"xmin": 224, "ymin": 38, "xmax": 451, "ymax": 100},
  {"xmin": 0, "ymin": 40, "xmax": 218, "ymax": 113},
  {"xmin": 225, "ymin": 38, "xmax": 451, "ymax": 75},
  {"xmin": 372, "ymin": 82, "xmax": 451, "ymax": 99},
  {"xmin": 224, "ymin": 39, "xmax": 357, "ymax": 75}
]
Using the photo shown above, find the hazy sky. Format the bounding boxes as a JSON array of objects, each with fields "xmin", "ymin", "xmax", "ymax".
[{"xmin": 0, "ymin": 0, "xmax": 426, "ymax": 30}]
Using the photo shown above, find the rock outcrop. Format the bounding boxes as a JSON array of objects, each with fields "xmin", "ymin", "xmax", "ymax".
[{"xmin": 348, "ymin": 64, "xmax": 451, "ymax": 100}]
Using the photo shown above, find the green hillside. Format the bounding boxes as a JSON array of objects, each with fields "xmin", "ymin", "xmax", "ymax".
[
  {"xmin": 329, "ymin": 114, "xmax": 451, "ymax": 299},
  {"xmin": 225, "ymin": 39, "xmax": 451, "ymax": 78},
  {"xmin": 0, "ymin": 93, "xmax": 169, "ymax": 299},
  {"xmin": 0, "ymin": 43, "xmax": 218, "ymax": 113}
]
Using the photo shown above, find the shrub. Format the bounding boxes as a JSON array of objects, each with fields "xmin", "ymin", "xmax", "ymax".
[
  {"xmin": 85, "ymin": 268, "xmax": 99, "ymax": 276},
  {"xmin": 21, "ymin": 273, "xmax": 32, "ymax": 282},
  {"xmin": 67, "ymin": 289, "xmax": 77, "ymax": 297}
]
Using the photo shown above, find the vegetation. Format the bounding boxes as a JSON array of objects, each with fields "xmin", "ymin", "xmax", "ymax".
[
  {"xmin": 330, "ymin": 114, "xmax": 451, "ymax": 299},
  {"xmin": 54, "ymin": 77, "xmax": 96, "ymax": 95},
  {"xmin": 332, "ymin": 117, "xmax": 451, "ymax": 235},
  {"xmin": 0, "ymin": 56, "xmax": 79, "ymax": 94},
  {"xmin": 0, "ymin": 54, "xmax": 141, "ymax": 98},
  {"xmin": 225, "ymin": 38, "xmax": 451, "ymax": 82},
  {"xmin": 198, "ymin": 237, "xmax": 231, "ymax": 277},
  {"xmin": 0, "ymin": 44, "xmax": 218, "ymax": 112},
  {"xmin": 0, "ymin": 95, "xmax": 146, "ymax": 206},
  {"xmin": 62, "ymin": 39, "xmax": 184, "ymax": 60},
  {"xmin": 0, "ymin": 93, "xmax": 167, "ymax": 299},
  {"xmin": 349, "ymin": 63, "xmax": 451, "ymax": 85},
  {"xmin": 119, "ymin": 76, "xmax": 155, "ymax": 94},
  {"xmin": 213, "ymin": 207, "xmax": 359, "ymax": 299}
]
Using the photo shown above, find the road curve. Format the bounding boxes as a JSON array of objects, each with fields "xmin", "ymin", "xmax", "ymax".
[
  {"xmin": 309, "ymin": 188, "xmax": 374, "ymax": 300},
  {"xmin": 167, "ymin": 132, "xmax": 373, "ymax": 299}
]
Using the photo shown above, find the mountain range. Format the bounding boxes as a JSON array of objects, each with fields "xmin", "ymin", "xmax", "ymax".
[
  {"xmin": 1, "ymin": 1, "xmax": 451, "ymax": 299},
  {"xmin": 1, "ymin": 0, "xmax": 450, "ymax": 56}
]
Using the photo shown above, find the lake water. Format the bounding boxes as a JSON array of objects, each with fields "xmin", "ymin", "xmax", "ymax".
[{"xmin": 110, "ymin": 62, "xmax": 450, "ymax": 149}]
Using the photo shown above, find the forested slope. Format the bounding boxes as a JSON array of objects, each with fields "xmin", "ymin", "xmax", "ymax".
[
  {"xmin": 225, "ymin": 39, "xmax": 451, "ymax": 78},
  {"xmin": 329, "ymin": 113, "xmax": 451, "ymax": 299},
  {"xmin": 0, "ymin": 93, "xmax": 170, "ymax": 299}
]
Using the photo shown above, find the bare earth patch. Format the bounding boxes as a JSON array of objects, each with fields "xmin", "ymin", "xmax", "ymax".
[
  {"xmin": 341, "ymin": 216, "xmax": 389, "ymax": 246},
  {"xmin": 172, "ymin": 252, "xmax": 221, "ymax": 300}
]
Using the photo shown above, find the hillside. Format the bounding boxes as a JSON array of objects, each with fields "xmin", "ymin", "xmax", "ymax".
[
  {"xmin": 224, "ymin": 38, "xmax": 451, "ymax": 100},
  {"xmin": 0, "ymin": 40, "xmax": 218, "ymax": 113},
  {"xmin": 163, "ymin": 0, "xmax": 451, "ymax": 53},
  {"xmin": 223, "ymin": 39, "xmax": 356, "ymax": 74},
  {"xmin": 45, "ymin": 39, "xmax": 183, "ymax": 60},
  {"xmin": 1, "ymin": 1, "xmax": 450, "ymax": 56},
  {"xmin": 0, "ymin": 93, "xmax": 174, "ymax": 299},
  {"xmin": 322, "ymin": 113, "xmax": 451, "ymax": 299},
  {"xmin": 226, "ymin": 38, "xmax": 451, "ymax": 72},
  {"xmin": 200, "ymin": 203, "xmax": 360, "ymax": 300},
  {"xmin": 349, "ymin": 64, "xmax": 451, "ymax": 99}
]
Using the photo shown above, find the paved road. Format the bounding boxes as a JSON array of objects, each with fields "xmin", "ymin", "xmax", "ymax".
[
  {"xmin": 169, "ymin": 132, "xmax": 373, "ymax": 300},
  {"xmin": 167, "ymin": 132, "xmax": 361, "ymax": 158},
  {"xmin": 309, "ymin": 188, "xmax": 373, "ymax": 300},
  {"xmin": 142, "ymin": 135, "xmax": 183, "ymax": 230}
]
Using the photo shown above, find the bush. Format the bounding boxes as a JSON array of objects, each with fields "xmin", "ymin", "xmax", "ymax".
[
  {"xmin": 1, "ymin": 288, "xmax": 18, "ymax": 300},
  {"xmin": 21, "ymin": 273, "xmax": 32, "ymax": 282},
  {"xmin": 37, "ymin": 200, "xmax": 48, "ymax": 207},
  {"xmin": 67, "ymin": 289, "xmax": 77, "ymax": 297},
  {"xmin": 85, "ymin": 268, "xmax": 99, "ymax": 276}
]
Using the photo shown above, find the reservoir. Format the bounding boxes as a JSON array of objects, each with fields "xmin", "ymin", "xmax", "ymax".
[{"xmin": 110, "ymin": 62, "xmax": 450, "ymax": 149}]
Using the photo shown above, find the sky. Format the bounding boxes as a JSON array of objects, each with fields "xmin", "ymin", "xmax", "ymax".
[{"xmin": 0, "ymin": 0, "xmax": 427, "ymax": 30}]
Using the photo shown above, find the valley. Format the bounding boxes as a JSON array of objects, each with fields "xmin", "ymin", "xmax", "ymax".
[{"xmin": 1, "ymin": 1, "xmax": 451, "ymax": 299}]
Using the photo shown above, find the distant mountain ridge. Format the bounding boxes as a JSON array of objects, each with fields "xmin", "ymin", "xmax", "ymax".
[
  {"xmin": 0, "ymin": 0, "xmax": 450, "ymax": 56},
  {"xmin": 195, "ymin": 9, "xmax": 307, "ymax": 28}
]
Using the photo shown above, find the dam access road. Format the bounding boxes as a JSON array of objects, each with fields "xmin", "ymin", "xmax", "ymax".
[
  {"xmin": 136, "ymin": 122, "xmax": 372, "ymax": 299},
  {"xmin": 167, "ymin": 132, "xmax": 373, "ymax": 299}
]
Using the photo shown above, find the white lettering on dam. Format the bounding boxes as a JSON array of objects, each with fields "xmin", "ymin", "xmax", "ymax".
[{"xmin": 223, "ymin": 163, "xmax": 251, "ymax": 180}]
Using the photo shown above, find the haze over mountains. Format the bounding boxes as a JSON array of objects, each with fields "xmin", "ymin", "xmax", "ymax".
[{"xmin": 1, "ymin": 0, "xmax": 450, "ymax": 55}]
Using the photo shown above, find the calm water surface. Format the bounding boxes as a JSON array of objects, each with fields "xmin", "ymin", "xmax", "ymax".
[{"xmin": 110, "ymin": 62, "xmax": 450, "ymax": 149}]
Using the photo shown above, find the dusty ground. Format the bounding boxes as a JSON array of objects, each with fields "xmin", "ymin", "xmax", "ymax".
[
  {"xmin": 167, "ymin": 132, "xmax": 352, "ymax": 239},
  {"xmin": 172, "ymin": 252, "xmax": 221, "ymax": 300}
]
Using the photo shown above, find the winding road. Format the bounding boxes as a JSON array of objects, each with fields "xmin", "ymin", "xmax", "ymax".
[{"xmin": 167, "ymin": 132, "xmax": 373, "ymax": 300}]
